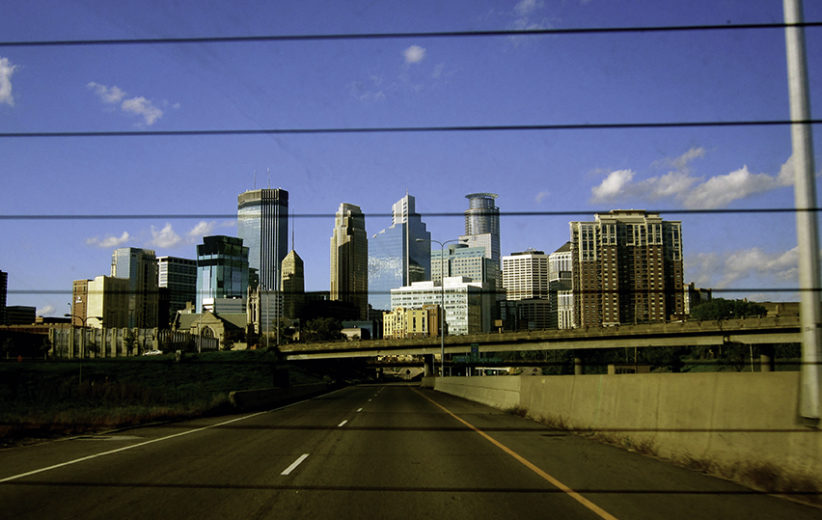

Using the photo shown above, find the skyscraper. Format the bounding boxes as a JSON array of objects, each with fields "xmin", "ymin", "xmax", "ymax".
[
  {"xmin": 281, "ymin": 249, "xmax": 305, "ymax": 319},
  {"xmin": 196, "ymin": 236, "xmax": 249, "ymax": 313},
  {"xmin": 237, "ymin": 188, "xmax": 288, "ymax": 292},
  {"xmin": 570, "ymin": 210, "xmax": 684, "ymax": 327},
  {"xmin": 460, "ymin": 193, "xmax": 502, "ymax": 299},
  {"xmin": 460, "ymin": 193, "xmax": 500, "ymax": 263},
  {"xmin": 368, "ymin": 194, "xmax": 431, "ymax": 311},
  {"xmin": 330, "ymin": 203, "xmax": 368, "ymax": 319},
  {"xmin": 111, "ymin": 247, "xmax": 158, "ymax": 328},
  {"xmin": 157, "ymin": 256, "xmax": 197, "ymax": 325}
]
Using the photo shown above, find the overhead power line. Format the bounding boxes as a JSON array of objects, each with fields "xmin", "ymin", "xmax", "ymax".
[
  {"xmin": 0, "ymin": 22, "xmax": 820, "ymax": 48},
  {"xmin": 1, "ymin": 119, "xmax": 820, "ymax": 139},
  {"xmin": 0, "ymin": 208, "xmax": 816, "ymax": 221}
]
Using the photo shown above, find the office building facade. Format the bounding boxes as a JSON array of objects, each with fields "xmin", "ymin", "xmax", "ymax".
[
  {"xmin": 389, "ymin": 277, "xmax": 492, "ymax": 335},
  {"xmin": 196, "ymin": 236, "xmax": 249, "ymax": 313},
  {"xmin": 157, "ymin": 256, "xmax": 197, "ymax": 325},
  {"xmin": 502, "ymin": 250, "xmax": 549, "ymax": 301},
  {"xmin": 369, "ymin": 194, "xmax": 431, "ymax": 311},
  {"xmin": 281, "ymin": 249, "xmax": 305, "ymax": 319},
  {"xmin": 549, "ymin": 242, "xmax": 573, "ymax": 329},
  {"xmin": 71, "ymin": 279, "xmax": 90, "ymax": 327},
  {"xmin": 237, "ymin": 188, "xmax": 288, "ymax": 292},
  {"xmin": 460, "ymin": 193, "xmax": 502, "ymax": 299},
  {"xmin": 330, "ymin": 203, "xmax": 368, "ymax": 319},
  {"xmin": 86, "ymin": 275, "xmax": 130, "ymax": 328},
  {"xmin": 111, "ymin": 247, "xmax": 159, "ymax": 328},
  {"xmin": 570, "ymin": 210, "xmax": 684, "ymax": 327}
]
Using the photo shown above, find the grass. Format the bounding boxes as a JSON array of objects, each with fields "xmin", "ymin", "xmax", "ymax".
[{"xmin": 0, "ymin": 350, "xmax": 322, "ymax": 446}]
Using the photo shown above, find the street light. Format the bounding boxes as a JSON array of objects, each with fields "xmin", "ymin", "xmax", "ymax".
[{"xmin": 418, "ymin": 237, "xmax": 459, "ymax": 377}]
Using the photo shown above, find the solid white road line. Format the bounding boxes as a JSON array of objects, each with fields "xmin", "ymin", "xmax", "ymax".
[
  {"xmin": 280, "ymin": 454, "xmax": 310, "ymax": 476},
  {"xmin": 0, "ymin": 411, "xmax": 270, "ymax": 484}
]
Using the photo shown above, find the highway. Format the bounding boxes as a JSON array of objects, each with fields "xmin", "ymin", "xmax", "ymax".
[{"xmin": 0, "ymin": 385, "xmax": 819, "ymax": 519}]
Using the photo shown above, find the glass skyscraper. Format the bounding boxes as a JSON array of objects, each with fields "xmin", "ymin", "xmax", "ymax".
[
  {"xmin": 196, "ymin": 236, "xmax": 249, "ymax": 313},
  {"xmin": 461, "ymin": 193, "xmax": 500, "ymax": 263},
  {"xmin": 368, "ymin": 194, "xmax": 431, "ymax": 311},
  {"xmin": 237, "ymin": 188, "xmax": 288, "ymax": 292}
]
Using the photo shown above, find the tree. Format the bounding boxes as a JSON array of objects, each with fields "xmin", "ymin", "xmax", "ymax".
[
  {"xmin": 690, "ymin": 298, "xmax": 767, "ymax": 321},
  {"xmin": 302, "ymin": 317, "xmax": 344, "ymax": 342}
]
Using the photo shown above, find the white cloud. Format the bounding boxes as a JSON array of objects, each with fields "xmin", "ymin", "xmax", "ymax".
[
  {"xmin": 403, "ymin": 45, "xmax": 426, "ymax": 64},
  {"xmin": 87, "ymin": 82, "xmax": 165, "ymax": 125},
  {"xmin": 590, "ymin": 149, "xmax": 795, "ymax": 209},
  {"xmin": 38, "ymin": 305, "xmax": 55, "ymax": 317},
  {"xmin": 86, "ymin": 231, "xmax": 130, "ymax": 248},
  {"xmin": 149, "ymin": 223, "xmax": 183, "ymax": 248},
  {"xmin": 535, "ymin": 191, "xmax": 550, "ymax": 203},
  {"xmin": 590, "ymin": 169, "xmax": 635, "ymax": 203},
  {"xmin": 682, "ymin": 165, "xmax": 783, "ymax": 209},
  {"xmin": 0, "ymin": 57, "xmax": 18, "ymax": 106},
  {"xmin": 188, "ymin": 221, "xmax": 216, "ymax": 239},
  {"xmin": 121, "ymin": 96, "xmax": 163, "ymax": 125},
  {"xmin": 687, "ymin": 246, "xmax": 798, "ymax": 289},
  {"xmin": 87, "ymin": 81, "xmax": 126, "ymax": 104},
  {"xmin": 515, "ymin": 0, "xmax": 543, "ymax": 15}
]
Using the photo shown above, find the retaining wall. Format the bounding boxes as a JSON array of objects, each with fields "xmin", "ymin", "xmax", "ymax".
[{"xmin": 434, "ymin": 372, "xmax": 821, "ymax": 497}]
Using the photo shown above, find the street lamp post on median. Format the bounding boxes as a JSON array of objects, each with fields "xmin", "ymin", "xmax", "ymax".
[{"xmin": 418, "ymin": 237, "xmax": 459, "ymax": 377}]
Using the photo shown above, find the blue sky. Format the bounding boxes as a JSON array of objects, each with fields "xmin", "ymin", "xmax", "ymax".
[{"xmin": 1, "ymin": 0, "xmax": 820, "ymax": 316}]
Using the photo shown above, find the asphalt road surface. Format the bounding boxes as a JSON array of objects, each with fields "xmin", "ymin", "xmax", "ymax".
[{"xmin": 1, "ymin": 384, "xmax": 819, "ymax": 519}]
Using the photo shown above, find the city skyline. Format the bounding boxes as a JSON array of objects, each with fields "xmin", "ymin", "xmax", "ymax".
[{"xmin": 1, "ymin": 0, "xmax": 820, "ymax": 316}]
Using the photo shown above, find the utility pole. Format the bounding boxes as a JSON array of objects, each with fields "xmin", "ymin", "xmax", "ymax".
[{"xmin": 784, "ymin": 0, "xmax": 821, "ymax": 425}]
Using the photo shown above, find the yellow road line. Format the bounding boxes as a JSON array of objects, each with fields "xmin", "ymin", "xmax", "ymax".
[{"xmin": 414, "ymin": 389, "xmax": 619, "ymax": 520}]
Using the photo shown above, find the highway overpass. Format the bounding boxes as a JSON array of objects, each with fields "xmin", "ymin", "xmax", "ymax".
[{"xmin": 282, "ymin": 316, "xmax": 801, "ymax": 360}]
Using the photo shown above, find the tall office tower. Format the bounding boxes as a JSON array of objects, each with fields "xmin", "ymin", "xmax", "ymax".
[
  {"xmin": 0, "ymin": 270, "xmax": 6, "ymax": 325},
  {"xmin": 71, "ymin": 279, "xmax": 90, "ymax": 327},
  {"xmin": 502, "ymin": 249, "xmax": 549, "ymax": 301},
  {"xmin": 111, "ymin": 247, "xmax": 159, "ymax": 328},
  {"xmin": 86, "ymin": 275, "xmax": 130, "ymax": 328},
  {"xmin": 460, "ymin": 193, "xmax": 501, "ymax": 298},
  {"xmin": 281, "ymin": 249, "xmax": 305, "ymax": 319},
  {"xmin": 196, "ymin": 236, "xmax": 249, "ymax": 313},
  {"xmin": 330, "ymin": 203, "xmax": 368, "ymax": 319},
  {"xmin": 368, "ymin": 194, "xmax": 431, "ymax": 311},
  {"xmin": 460, "ymin": 193, "xmax": 500, "ymax": 261},
  {"xmin": 549, "ymin": 242, "xmax": 573, "ymax": 329},
  {"xmin": 237, "ymin": 188, "xmax": 288, "ymax": 292},
  {"xmin": 570, "ymin": 210, "xmax": 684, "ymax": 327},
  {"xmin": 157, "ymin": 256, "xmax": 197, "ymax": 326}
]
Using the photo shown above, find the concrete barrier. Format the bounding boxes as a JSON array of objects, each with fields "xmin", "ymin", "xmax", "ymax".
[
  {"xmin": 434, "ymin": 372, "xmax": 821, "ymax": 499},
  {"xmin": 229, "ymin": 383, "xmax": 331, "ymax": 411}
]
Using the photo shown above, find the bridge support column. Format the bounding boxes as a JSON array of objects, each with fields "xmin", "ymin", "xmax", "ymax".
[
  {"xmin": 574, "ymin": 357, "xmax": 583, "ymax": 376},
  {"xmin": 423, "ymin": 354, "xmax": 435, "ymax": 377},
  {"xmin": 760, "ymin": 344, "xmax": 775, "ymax": 372}
]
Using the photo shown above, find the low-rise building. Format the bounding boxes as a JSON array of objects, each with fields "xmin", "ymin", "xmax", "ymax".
[{"xmin": 383, "ymin": 305, "xmax": 441, "ymax": 339}]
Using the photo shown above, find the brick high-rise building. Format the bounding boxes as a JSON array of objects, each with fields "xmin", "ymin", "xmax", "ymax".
[{"xmin": 570, "ymin": 210, "xmax": 684, "ymax": 327}]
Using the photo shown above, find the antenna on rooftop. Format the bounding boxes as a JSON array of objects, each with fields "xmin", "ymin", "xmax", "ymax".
[
  {"xmin": 267, "ymin": 168, "xmax": 271, "ymax": 189},
  {"xmin": 253, "ymin": 169, "xmax": 257, "ymax": 189}
]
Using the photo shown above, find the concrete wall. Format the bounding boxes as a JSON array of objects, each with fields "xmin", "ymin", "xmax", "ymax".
[{"xmin": 434, "ymin": 372, "xmax": 821, "ymax": 497}]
